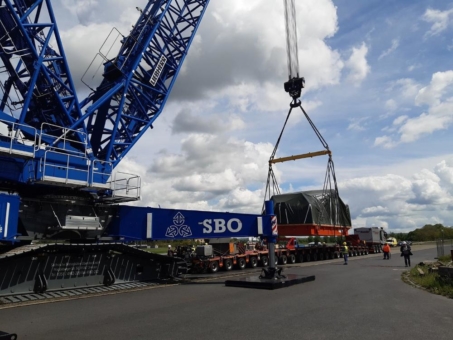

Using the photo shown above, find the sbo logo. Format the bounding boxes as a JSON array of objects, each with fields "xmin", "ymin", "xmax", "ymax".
[{"xmin": 200, "ymin": 218, "xmax": 242, "ymax": 234}]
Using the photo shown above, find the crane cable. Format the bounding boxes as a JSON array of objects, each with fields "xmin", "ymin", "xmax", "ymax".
[
  {"xmin": 263, "ymin": 102, "xmax": 345, "ymax": 231},
  {"xmin": 263, "ymin": 0, "xmax": 346, "ymax": 234}
]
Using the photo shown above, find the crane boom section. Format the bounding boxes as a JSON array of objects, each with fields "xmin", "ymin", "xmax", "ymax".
[
  {"xmin": 0, "ymin": 0, "xmax": 86, "ymax": 148},
  {"xmin": 78, "ymin": 0, "xmax": 210, "ymax": 166},
  {"xmin": 0, "ymin": 0, "xmax": 210, "ymax": 190}
]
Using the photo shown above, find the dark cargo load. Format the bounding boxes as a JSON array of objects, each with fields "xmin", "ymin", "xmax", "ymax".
[{"xmin": 272, "ymin": 190, "xmax": 351, "ymax": 227}]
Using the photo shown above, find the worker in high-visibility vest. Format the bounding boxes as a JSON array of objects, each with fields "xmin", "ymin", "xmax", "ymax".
[
  {"xmin": 382, "ymin": 243, "xmax": 391, "ymax": 260},
  {"xmin": 341, "ymin": 242, "xmax": 349, "ymax": 265}
]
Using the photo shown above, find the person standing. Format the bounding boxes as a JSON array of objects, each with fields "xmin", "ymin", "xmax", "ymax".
[
  {"xmin": 341, "ymin": 242, "xmax": 349, "ymax": 265},
  {"xmin": 400, "ymin": 241, "xmax": 412, "ymax": 267},
  {"xmin": 382, "ymin": 242, "xmax": 391, "ymax": 260},
  {"xmin": 167, "ymin": 244, "xmax": 174, "ymax": 257}
]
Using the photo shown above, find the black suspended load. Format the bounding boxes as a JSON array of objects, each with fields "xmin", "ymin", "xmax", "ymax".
[{"xmin": 272, "ymin": 190, "xmax": 351, "ymax": 227}]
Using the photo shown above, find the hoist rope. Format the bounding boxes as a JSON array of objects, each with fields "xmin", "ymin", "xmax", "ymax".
[{"xmin": 263, "ymin": 102, "xmax": 346, "ymax": 233}]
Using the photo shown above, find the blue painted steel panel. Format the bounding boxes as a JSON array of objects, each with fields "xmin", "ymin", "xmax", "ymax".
[
  {"xmin": 110, "ymin": 206, "xmax": 272, "ymax": 241},
  {"xmin": 0, "ymin": 194, "xmax": 20, "ymax": 243}
]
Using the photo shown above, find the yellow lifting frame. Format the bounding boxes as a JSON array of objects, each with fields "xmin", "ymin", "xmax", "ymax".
[{"xmin": 269, "ymin": 149, "xmax": 331, "ymax": 164}]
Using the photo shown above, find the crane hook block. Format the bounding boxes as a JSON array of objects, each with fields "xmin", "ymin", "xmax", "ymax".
[{"xmin": 284, "ymin": 76, "xmax": 305, "ymax": 100}]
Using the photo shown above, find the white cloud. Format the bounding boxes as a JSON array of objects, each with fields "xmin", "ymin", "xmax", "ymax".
[
  {"xmin": 415, "ymin": 71, "xmax": 453, "ymax": 106},
  {"xmin": 339, "ymin": 160, "xmax": 453, "ymax": 231},
  {"xmin": 374, "ymin": 135, "xmax": 396, "ymax": 149},
  {"xmin": 378, "ymin": 39, "xmax": 399, "ymax": 60},
  {"xmin": 376, "ymin": 71, "xmax": 453, "ymax": 146},
  {"xmin": 385, "ymin": 99, "xmax": 397, "ymax": 112},
  {"xmin": 347, "ymin": 117, "xmax": 368, "ymax": 131},
  {"xmin": 344, "ymin": 43, "xmax": 370, "ymax": 86},
  {"xmin": 422, "ymin": 8, "xmax": 453, "ymax": 37}
]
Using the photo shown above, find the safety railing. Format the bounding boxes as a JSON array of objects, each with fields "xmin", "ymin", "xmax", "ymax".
[
  {"xmin": 0, "ymin": 13, "xmax": 31, "ymax": 56},
  {"xmin": 91, "ymin": 159, "xmax": 114, "ymax": 188},
  {"xmin": 38, "ymin": 123, "xmax": 88, "ymax": 156},
  {"xmin": 40, "ymin": 150, "xmax": 90, "ymax": 186},
  {"xmin": 107, "ymin": 172, "xmax": 141, "ymax": 200},
  {"xmin": 0, "ymin": 119, "xmax": 36, "ymax": 157}
]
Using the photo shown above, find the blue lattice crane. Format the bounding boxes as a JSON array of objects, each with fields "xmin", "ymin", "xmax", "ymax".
[
  {"xmin": 0, "ymin": 0, "xmax": 210, "ymax": 192},
  {"xmin": 0, "ymin": 0, "xmax": 211, "ymax": 242}
]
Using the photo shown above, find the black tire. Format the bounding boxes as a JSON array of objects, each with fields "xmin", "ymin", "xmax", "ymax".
[
  {"xmin": 305, "ymin": 254, "xmax": 311, "ymax": 262},
  {"xmin": 223, "ymin": 259, "xmax": 233, "ymax": 271},
  {"xmin": 312, "ymin": 253, "xmax": 318, "ymax": 261},
  {"xmin": 260, "ymin": 256, "xmax": 269, "ymax": 267},
  {"xmin": 208, "ymin": 261, "xmax": 219, "ymax": 273},
  {"xmin": 274, "ymin": 256, "xmax": 279, "ymax": 266},
  {"xmin": 288, "ymin": 254, "xmax": 296, "ymax": 264},
  {"xmin": 237, "ymin": 257, "xmax": 246, "ymax": 270},
  {"xmin": 249, "ymin": 256, "xmax": 258, "ymax": 268},
  {"xmin": 279, "ymin": 255, "xmax": 288, "ymax": 265},
  {"xmin": 333, "ymin": 251, "xmax": 339, "ymax": 259},
  {"xmin": 318, "ymin": 253, "xmax": 324, "ymax": 261}
]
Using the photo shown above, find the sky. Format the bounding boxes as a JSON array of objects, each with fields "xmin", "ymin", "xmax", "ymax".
[{"xmin": 53, "ymin": 0, "xmax": 453, "ymax": 233}]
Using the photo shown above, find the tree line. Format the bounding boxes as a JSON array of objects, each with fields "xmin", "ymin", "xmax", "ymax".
[{"xmin": 389, "ymin": 224, "xmax": 453, "ymax": 242}]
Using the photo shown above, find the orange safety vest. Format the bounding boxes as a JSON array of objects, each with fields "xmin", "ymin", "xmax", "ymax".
[{"xmin": 383, "ymin": 244, "xmax": 390, "ymax": 252}]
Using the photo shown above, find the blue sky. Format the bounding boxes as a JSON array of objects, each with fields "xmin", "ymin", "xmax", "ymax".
[{"xmin": 56, "ymin": 0, "xmax": 453, "ymax": 233}]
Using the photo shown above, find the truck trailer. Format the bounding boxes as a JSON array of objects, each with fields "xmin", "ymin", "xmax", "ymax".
[{"xmin": 185, "ymin": 237, "xmax": 371, "ymax": 273}]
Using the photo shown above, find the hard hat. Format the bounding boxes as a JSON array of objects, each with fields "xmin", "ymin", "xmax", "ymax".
[
  {"xmin": 402, "ymin": 241, "xmax": 406, "ymax": 245},
  {"xmin": 343, "ymin": 242, "xmax": 346, "ymax": 245},
  {"xmin": 168, "ymin": 245, "xmax": 171, "ymax": 248}
]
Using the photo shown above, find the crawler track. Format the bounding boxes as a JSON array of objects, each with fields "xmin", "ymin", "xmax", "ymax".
[{"xmin": 0, "ymin": 281, "xmax": 175, "ymax": 309}]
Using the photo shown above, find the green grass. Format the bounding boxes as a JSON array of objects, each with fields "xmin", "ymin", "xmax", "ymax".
[
  {"xmin": 404, "ymin": 265, "xmax": 453, "ymax": 299},
  {"xmin": 437, "ymin": 255, "xmax": 452, "ymax": 263},
  {"xmin": 143, "ymin": 247, "xmax": 169, "ymax": 254}
]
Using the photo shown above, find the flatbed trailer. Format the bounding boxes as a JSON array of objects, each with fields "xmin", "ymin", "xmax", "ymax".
[{"xmin": 187, "ymin": 238, "xmax": 371, "ymax": 273}]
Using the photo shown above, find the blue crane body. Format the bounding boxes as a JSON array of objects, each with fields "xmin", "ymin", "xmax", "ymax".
[{"xmin": 0, "ymin": 0, "xmax": 275, "ymax": 295}]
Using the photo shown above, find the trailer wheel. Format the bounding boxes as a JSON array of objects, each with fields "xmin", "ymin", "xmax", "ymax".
[
  {"xmin": 260, "ymin": 256, "xmax": 269, "ymax": 266},
  {"xmin": 327, "ymin": 252, "xmax": 333, "ymax": 259},
  {"xmin": 279, "ymin": 255, "xmax": 288, "ymax": 265},
  {"xmin": 237, "ymin": 257, "xmax": 246, "ymax": 270},
  {"xmin": 318, "ymin": 253, "xmax": 324, "ymax": 261},
  {"xmin": 208, "ymin": 261, "xmax": 219, "ymax": 273},
  {"xmin": 333, "ymin": 251, "xmax": 339, "ymax": 258},
  {"xmin": 365, "ymin": 250, "xmax": 369, "ymax": 255},
  {"xmin": 288, "ymin": 254, "xmax": 296, "ymax": 264},
  {"xmin": 312, "ymin": 253, "xmax": 318, "ymax": 261},
  {"xmin": 249, "ymin": 256, "xmax": 258, "ymax": 268},
  {"xmin": 304, "ymin": 254, "xmax": 311, "ymax": 262},
  {"xmin": 274, "ymin": 256, "xmax": 279, "ymax": 266},
  {"xmin": 296, "ymin": 254, "xmax": 304, "ymax": 263},
  {"xmin": 223, "ymin": 259, "xmax": 233, "ymax": 271}
]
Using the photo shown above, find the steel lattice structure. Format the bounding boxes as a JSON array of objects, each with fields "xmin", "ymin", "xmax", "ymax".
[{"xmin": 0, "ymin": 0, "xmax": 209, "ymax": 190}]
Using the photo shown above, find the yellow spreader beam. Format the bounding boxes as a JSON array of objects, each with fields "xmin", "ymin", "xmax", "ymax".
[{"xmin": 270, "ymin": 150, "xmax": 331, "ymax": 164}]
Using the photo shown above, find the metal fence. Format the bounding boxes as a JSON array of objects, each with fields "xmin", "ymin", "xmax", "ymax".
[{"xmin": 436, "ymin": 239, "xmax": 453, "ymax": 258}]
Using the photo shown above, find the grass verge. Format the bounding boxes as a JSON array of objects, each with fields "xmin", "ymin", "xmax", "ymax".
[{"xmin": 403, "ymin": 262, "xmax": 453, "ymax": 299}]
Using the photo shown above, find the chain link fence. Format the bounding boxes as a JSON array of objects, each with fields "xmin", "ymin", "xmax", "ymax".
[{"xmin": 436, "ymin": 239, "xmax": 453, "ymax": 258}]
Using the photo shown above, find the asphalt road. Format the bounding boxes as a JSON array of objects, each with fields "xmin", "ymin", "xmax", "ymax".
[{"xmin": 0, "ymin": 245, "xmax": 452, "ymax": 340}]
